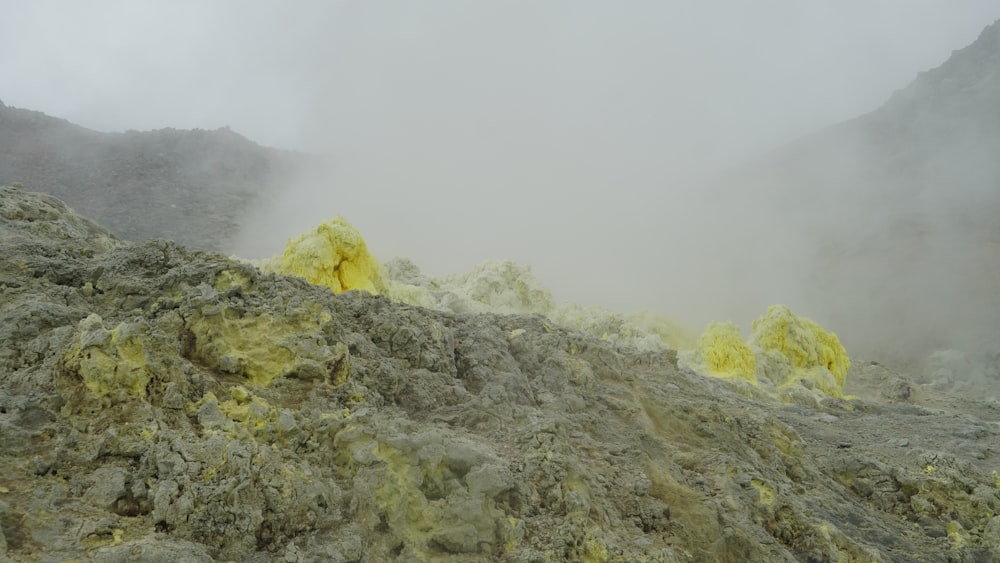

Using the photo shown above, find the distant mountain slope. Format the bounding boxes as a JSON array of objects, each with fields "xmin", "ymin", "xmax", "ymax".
[
  {"xmin": 702, "ymin": 19, "xmax": 1000, "ymax": 368},
  {"xmin": 0, "ymin": 100, "xmax": 309, "ymax": 251}
]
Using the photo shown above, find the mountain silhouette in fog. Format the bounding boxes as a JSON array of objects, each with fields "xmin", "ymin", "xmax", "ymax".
[
  {"xmin": 0, "ymin": 100, "xmax": 311, "ymax": 251},
  {"xmin": 701, "ymin": 19, "xmax": 1000, "ymax": 368}
]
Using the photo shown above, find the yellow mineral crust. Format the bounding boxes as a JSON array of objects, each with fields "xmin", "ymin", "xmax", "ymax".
[
  {"xmin": 194, "ymin": 387, "xmax": 277, "ymax": 432},
  {"xmin": 63, "ymin": 314, "xmax": 151, "ymax": 400},
  {"xmin": 751, "ymin": 479, "xmax": 776, "ymax": 506},
  {"xmin": 751, "ymin": 304, "xmax": 850, "ymax": 397},
  {"xmin": 186, "ymin": 303, "xmax": 332, "ymax": 386},
  {"xmin": 679, "ymin": 305, "xmax": 849, "ymax": 399},
  {"xmin": 212, "ymin": 268, "xmax": 253, "ymax": 292},
  {"xmin": 696, "ymin": 321, "xmax": 758, "ymax": 384},
  {"xmin": 947, "ymin": 520, "xmax": 969, "ymax": 550},
  {"xmin": 269, "ymin": 217, "xmax": 385, "ymax": 294}
]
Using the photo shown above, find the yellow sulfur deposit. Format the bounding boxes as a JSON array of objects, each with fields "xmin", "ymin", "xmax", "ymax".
[
  {"xmin": 212, "ymin": 268, "xmax": 254, "ymax": 292},
  {"xmin": 63, "ymin": 314, "xmax": 152, "ymax": 401},
  {"xmin": 197, "ymin": 386, "xmax": 278, "ymax": 431},
  {"xmin": 947, "ymin": 520, "xmax": 969, "ymax": 550},
  {"xmin": 751, "ymin": 305, "xmax": 850, "ymax": 398},
  {"xmin": 376, "ymin": 257, "xmax": 698, "ymax": 352},
  {"xmin": 269, "ymin": 216, "xmax": 385, "ymax": 294},
  {"xmin": 362, "ymin": 436, "xmax": 514, "ymax": 558},
  {"xmin": 581, "ymin": 531, "xmax": 610, "ymax": 563},
  {"xmin": 190, "ymin": 389, "xmax": 275, "ymax": 429},
  {"xmin": 679, "ymin": 305, "xmax": 849, "ymax": 400},
  {"xmin": 751, "ymin": 479, "xmax": 777, "ymax": 506},
  {"xmin": 696, "ymin": 322, "xmax": 757, "ymax": 384},
  {"xmin": 186, "ymin": 303, "xmax": 334, "ymax": 386}
]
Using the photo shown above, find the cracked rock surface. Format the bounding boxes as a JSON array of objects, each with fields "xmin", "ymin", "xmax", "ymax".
[{"xmin": 1, "ymin": 185, "xmax": 999, "ymax": 562}]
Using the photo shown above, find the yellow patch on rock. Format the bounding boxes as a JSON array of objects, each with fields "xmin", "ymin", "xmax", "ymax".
[
  {"xmin": 947, "ymin": 520, "xmax": 968, "ymax": 550},
  {"xmin": 186, "ymin": 303, "xmax": 334, "ymax": 386},
  {"xmin": 63, "ymin": 314, "xmax": 152, "ymax": 400},
  {"xmin": 751, "ymin": 479, "xmax": 777, "ymax": 506},
  {"xmin": 190, "ymin": 389, "xmax": 278, "ymax": 433},
  {"xmin": 217, "ymin": 386, "xmax": 277, "ymax": 430},
  {"xmin": 212, "ymin": 268, "xmax": 253, "ymax": 292}
]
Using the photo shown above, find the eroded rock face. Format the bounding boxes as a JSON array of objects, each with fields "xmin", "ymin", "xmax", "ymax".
[{"xmin": 1, "ymin": 186, "xmax": 999, "ymax": 562}]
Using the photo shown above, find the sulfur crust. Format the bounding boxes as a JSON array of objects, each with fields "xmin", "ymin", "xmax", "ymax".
[
  {"xmin": 63, "ymin": 314, "xmax": 151, "ymax": 400},
  {"xmin": 187, "ymin": 306, "xmax": 332, "ymax": 386},
  {"xmin": 680, "ymin": 305, "xmax": 850, "ymax": 400},
  {"xmin": 751, "ymin": 305, "xmax": 850, "ymax": 397},
  {"xmin": 697, "ymin": 321, "xmax": 758, "ymax": 384},
  {"xmin": 267, "ymin": 216, "xmax": 385, "ymax": 294}
]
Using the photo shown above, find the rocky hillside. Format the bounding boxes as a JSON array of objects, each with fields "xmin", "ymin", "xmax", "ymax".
[
  {"xmin": 702, "ymin": 19, "xmax": 1000, "ymax": 369},
  {"xmin": 3, "ymin": 186, "xmax": 1000, "ymax": 562},
  {"xmin": 0, "ymin": 100, "xmax": 309, "ymax": 251}
]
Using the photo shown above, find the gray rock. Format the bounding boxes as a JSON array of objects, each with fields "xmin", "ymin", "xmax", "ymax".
[
  {"xmin": 83, "ymin": 467, "xmax": 129, "ymax": 508},
  {"xmin": 92, "ymin": 535, "xmax": 214, "ymax": 562}
]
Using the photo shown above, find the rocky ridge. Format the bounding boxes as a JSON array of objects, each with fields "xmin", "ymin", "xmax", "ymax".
[
  {"xmin": 0, "ymin": 103, "xmax": 310, "ymax": 252},
  {"xmin": 2, "ymin": 186, "xmax": 999, "ymax": 562}
]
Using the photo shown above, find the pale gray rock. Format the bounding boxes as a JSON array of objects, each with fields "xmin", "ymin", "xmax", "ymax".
[{"xmin": 92, "ymin": 535, "xmax": 214, "ymax": 562}]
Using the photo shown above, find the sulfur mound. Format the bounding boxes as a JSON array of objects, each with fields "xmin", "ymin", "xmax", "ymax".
[
  {"xmin": 751, "ymin": 304, "xmax": 850, "ymax": 398},
  {"xmin": 681, "ymin": 321, "xmax": 757, "ymax": 385},
  {"xmin": 679, "ymin": 306, "xmax": 849, "ymax": 400},
  {"xmin": 266, "ymin": 216, "xmax": 385, "ymax": 294}
]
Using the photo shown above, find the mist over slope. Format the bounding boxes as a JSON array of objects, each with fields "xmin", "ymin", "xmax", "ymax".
[
  {"xmin": 698, "ymin": 19, "xmax": 1000, "ymax": 369},
  {"xmin": 0, "ymin": 100, "xmax": 309, "ymax": 251}
]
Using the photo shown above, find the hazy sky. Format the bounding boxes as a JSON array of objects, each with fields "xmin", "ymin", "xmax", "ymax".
[{"xmin": 3, "ymin": 1, "xmax": 999, "ymax": 328}]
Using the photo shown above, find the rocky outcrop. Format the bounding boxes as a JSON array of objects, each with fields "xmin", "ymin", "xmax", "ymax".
[{"xmin": 1, "ymin": 185, "xmax": 999, "ymax": 561}]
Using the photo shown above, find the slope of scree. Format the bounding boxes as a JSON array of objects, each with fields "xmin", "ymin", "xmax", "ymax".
[
  {"xmin": 0, "ymin": 101, "xmax": 313, "ymax": 251},
  {"xmin": 1, "ymin": 185, "xmax": 1000, "ymax": 562}
]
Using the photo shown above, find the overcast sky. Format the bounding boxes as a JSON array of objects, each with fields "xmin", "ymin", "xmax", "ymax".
[
  {"xmin": 3, "ymin": 1, "xmax": 999, "ymax": 327},
  {"xmin": 5, "ymin": 3, "xmax": 998, "ymax": 158}
]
